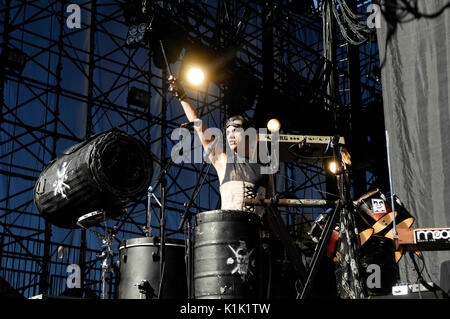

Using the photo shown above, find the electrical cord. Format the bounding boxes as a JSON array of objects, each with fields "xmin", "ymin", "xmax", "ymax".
[
  {"xmin": 330, "ymin": 0, "xmax": 370, "ymax": 45},
  {"xmin": 266, "ymin": 248, "xmax": 272, "ymax": 299},
  {"xmin": 287, "ymin": 142, "xmax": 336, "ymax": 161},
  {"xmin": 409, "ymin": 251, "xmax": 449, "ymax": 299}
]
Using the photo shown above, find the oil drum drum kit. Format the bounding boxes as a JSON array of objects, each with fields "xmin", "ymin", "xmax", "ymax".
[
  {"xmin": 33, "ymin": 128, "xmax": 266, "ymax": 299},
  {"xmin": 33, "ymin": 128, "xmax": 416, "ymax": 299}
]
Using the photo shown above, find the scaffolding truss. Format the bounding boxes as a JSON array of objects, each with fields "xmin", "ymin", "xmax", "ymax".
[{"xmin": 0, "ymin": 0, "xmax": 384, "ymax": 298}]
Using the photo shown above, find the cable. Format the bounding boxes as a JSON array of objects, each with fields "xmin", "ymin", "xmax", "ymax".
[
  {"xmin": 336, "ymin": 0, "xmax": 368, "ymax": 32},
  {"xmin": 330, "ymin": 0, "xmax": 370, "ymax": 45},
  {"xmin": 287, "ymin": 144, "xmax": 336, "ymax": 161},
  {"xmin": 409, "ymin": 252, "xmax": 449, "ymax": 299},
  {"xmin": 337, "ymin": 0, "xmax": 366, "ymax": 20},
  {"xmin": 266, "ymin": 248, "xmax": 272, "ymax": 299}
]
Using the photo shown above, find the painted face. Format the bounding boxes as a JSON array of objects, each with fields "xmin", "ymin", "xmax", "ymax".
[{"xmin": 372, "ymin": 199, "xmax": 386, "ymax": 213}]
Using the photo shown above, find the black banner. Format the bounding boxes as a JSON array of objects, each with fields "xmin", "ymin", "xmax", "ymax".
[{"xmin": 377, "ymin": 0, "xmax": 450, "ymax": 284}]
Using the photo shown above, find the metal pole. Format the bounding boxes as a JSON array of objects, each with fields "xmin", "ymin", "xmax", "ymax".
[
  {"xmin": 158, "ymin": 53, "xmax": 168, "ymax": 298},
  {"xmin": 385, "ymin": 130, "xmax": 397, "ymax": 239},
  {"xmin": 79, "ymin": 0, "xmax": 97, "ymax": 295},
  {"xmin": 347, "ymin": 0, "xmax": 366, "ymax": 198}
]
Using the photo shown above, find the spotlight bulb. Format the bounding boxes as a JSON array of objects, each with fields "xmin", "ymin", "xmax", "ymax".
[
  {"xmin": 187, "ymin": 67, "xmax": 205, "ymax": 85},
  {"xmin": 267, "ymin": 118, "xmax": 281, "ymax": 132},
  {"xmin": 329, "ymin": 161, "xmax": 338, "ymax": 174},
  {"xmin": 328, "ymin": 160, "xmax": 344, "ymax": 175}
]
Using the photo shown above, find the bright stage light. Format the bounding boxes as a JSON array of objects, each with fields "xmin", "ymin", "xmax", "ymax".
[
  {"xmin": 186, "ymin": 67, "xmax": 205, "ymax": 85},
  {"xmin": 328, "ymin": 160, "xmax": 344, "ymax": 175},
  {"xmin": 267, "ymin": 118, "xmax": 281, "ymax": 132},
  {"xmin": 328, "ymin": 161, "xmax": 338, "ymax": 174}
]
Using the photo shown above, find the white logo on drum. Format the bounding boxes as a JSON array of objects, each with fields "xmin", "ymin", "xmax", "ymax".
[
  {"xmin": 226, "ymin": 240, "xmax": 255, "ymax": 281},
  {"xmin": 53, "ymin": 161, "xmax": 71, "ymax": 199}
]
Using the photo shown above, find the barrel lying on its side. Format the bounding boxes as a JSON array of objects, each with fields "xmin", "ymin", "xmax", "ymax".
[{"xmin": 33, "ymin": 128, "xmax": 153, "ymax": 229}]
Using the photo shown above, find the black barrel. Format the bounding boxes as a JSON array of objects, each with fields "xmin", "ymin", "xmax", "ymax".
[
  {"xmin": 194, "ymin": 210, "xmax": 261, "ymax": 299},
  {"xmin": 33, "ymin": 128, "xmax": 153, "ymax": 229},
  {"xmin": 359, "ymin": 235, "xmax": 397, "ymax": 296},
  {"xmin": 117, "ymin": 237, "xmax": 187, "ymax": 299}
]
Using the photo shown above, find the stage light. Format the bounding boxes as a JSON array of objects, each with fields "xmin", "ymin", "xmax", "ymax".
[
  {"xmin": 179, "ymin": 42, "xmax": 231, "ymax": 88},
  {"xmin": 121, "ymin": 2, "xmax": 187, "ymax": 66},
  {"xmin": 125, "ymin": 22, "xmax": 149, "ymax": 47},
  {"xmin": 327, "ymin": 160, "xmax": 343, "ymax": 175},
  {"xmin": 179, "ymin": 47, "xmax": 212, "ymax": 87},
  {"xmin": 267, "ymin": 118, "xmax": 281, "ymax": 133},
  {"xmin": 1, "ymin": 48, "xmax": 28, "ymax": 72},
  {"xmin": 186, "ymin": 67, "xmax": 205, "ymax": 85},
  {"xmin": 329, "ymin": 161, "xmax": 338, "ymax": 174},
  {"xmin": 127, "ymin": 87, "xmax": 151, "ymax": 109}
]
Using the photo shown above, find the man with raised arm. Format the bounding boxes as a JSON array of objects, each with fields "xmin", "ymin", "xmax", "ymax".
[{"xmin": 168, "ymin": 76, "xmax": 272, "ymax": 215}]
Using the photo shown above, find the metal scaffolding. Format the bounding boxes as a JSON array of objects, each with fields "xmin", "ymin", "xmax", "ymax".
[{"xmin": 0, "ymin": 0, "xmax": 385, "ymax": 298}]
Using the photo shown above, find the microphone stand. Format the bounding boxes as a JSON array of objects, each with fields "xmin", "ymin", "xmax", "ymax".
[
  {"xmin": 146, "ymin": 154, "xmax": 174, "ymax": 227},
  {"xmin": 178, "ymin": 139, "xmax": 218, "ymax": 232},
  {"xmin": 145, "ymin": 156, "xmax": 173, "ymax": 299},
  {"xmin": 177, "ymin": 139, "xmax": 217, "ymax": 298}
]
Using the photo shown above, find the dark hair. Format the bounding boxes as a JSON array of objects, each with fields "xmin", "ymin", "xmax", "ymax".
[{"xmin": 224, "ymin": 114, "xmax": 254, "ymax": 131}]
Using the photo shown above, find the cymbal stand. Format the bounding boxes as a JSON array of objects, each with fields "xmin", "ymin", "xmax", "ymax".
[
  {"xmin": 299, "ymin": 202, "xmax": 342, "ymax": 299},
  {"xmin": 100, "ymin": 235, "xmax": 113, "ymax": 299},
  {"xmin": 260, "ymin": 147, "xmax": 310, "ymax": 297},
  {"xmin": 299, "ymin": 135, "xmax": 348, "ymax": 299},
  {"xmin": 145, "ymin": 185, "xmax": 162, "ymax": 237},
  {"xmin": 93, "ymin": 213, "xmax": 117, "ymax": 300}
]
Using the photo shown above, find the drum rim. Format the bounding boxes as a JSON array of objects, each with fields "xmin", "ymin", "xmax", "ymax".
[
  {"xmin": 119, "ymin": 242, "xmax": 185, "ymax": 250},
  {"xmin": 119, "ymin": 236, "xmax": 185, "ymax": 249},
  {"xmin": 195, "ymin": 209, "xmax": 261, "ymax": 222},
  {"xmin": 196, "ymin": 209, "xmax": 257, "ymax": 215}
]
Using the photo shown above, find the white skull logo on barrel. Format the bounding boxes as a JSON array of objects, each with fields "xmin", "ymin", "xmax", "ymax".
[{"xmin": 226, "ymin": 240, "xmax": 255, "ymax": 281}]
